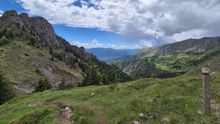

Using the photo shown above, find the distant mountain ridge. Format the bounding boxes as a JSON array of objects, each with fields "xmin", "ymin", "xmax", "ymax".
[
  {"xmin": 156, "ymin": 37, "xmax": 220, "ymax": 56},
  {"xmin": 86, "ymin": 48, "xmax": 139, "ymax": 62},
  {"xmin": 115, "ymin": 36, "xmax": 220, "ymax": 79}
]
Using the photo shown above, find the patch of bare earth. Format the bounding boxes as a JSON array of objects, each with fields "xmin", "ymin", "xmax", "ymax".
[{"xmin": 28, "ymin": 100, "xmax": 74, "ymax": 124}]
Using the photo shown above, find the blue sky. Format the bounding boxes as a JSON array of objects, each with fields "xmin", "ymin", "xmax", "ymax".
[
  {"xmin": 53, "ymin": 24, "xmax": 141, "ymax": 49},
  {"xmin": 0, "ymin": 0, "xmax": 150, "ymax": 49},
  {"xmin": 1, "ymin": 0, "xmax": 220, "ymax": 49}
]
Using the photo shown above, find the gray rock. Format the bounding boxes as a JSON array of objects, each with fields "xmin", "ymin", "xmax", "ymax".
[
  {"xmin": 138, "ymin": 113, "xmax": 145, "ymax": 118},
  {"xmin": 133, "ymin": 121, "xmax": 140, "ymax": 124}
]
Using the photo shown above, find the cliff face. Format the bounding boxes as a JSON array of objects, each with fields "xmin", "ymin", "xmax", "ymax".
[
  {"xmin": 156, "ymin": 37, "xmax": 220, "ymax": 56},
  {"xmin": 0, "ymin": 10, "xmax": 93, "ymax": 60}
]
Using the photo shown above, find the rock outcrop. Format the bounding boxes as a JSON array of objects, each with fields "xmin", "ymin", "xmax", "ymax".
[{"xmin": 0, "ymin": 10, "xmax": 94, "ymax": 60}]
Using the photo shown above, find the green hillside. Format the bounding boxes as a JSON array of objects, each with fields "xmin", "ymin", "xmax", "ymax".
[
  {"xmin": 1, "ymin": 71, "xmax": 220, "ymax": 123},
  {"xmin": 115, "ymin": 43, "xmax": 220, "ymax": 79},
  {"xmin": 1, "ymin": 52, "xmax": 220, "ymax": 123},
  {"xmin": 0, "ymin": 39, "xmax": 83, "ymax": 85},
  {"xmin": 1, "ymin": 37, "xmax": 220, "ymax": 124},
  {"xmin": 0, "ymin": 10, "xmax": 132, "ymax": 95}
]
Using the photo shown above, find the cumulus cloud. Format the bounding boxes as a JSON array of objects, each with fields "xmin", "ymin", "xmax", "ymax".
[{"xmin": 15, "ymin": 0, "xmax": 220, "ymax": 45}]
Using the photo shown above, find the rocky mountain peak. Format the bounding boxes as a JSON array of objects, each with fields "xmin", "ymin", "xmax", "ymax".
[
  {"xmin": 2, "ymin": 10, "xmax": 18, "ymax": 18},
  {"xmin": 0, "ymin": 10, "xmax": 94, "ymax": 60}
]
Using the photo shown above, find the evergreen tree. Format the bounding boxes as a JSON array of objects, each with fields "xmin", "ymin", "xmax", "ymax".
[
  {"xmin": 35, "ymin": 78, "xmax": 52, "ymax": 92},
  {"xmin": 0, "ymin": 36, "xmax": 9, "ymax": 46},
  {"xmin": 0, "ymin": 71, "xmax": 14, "ymax": 104}
]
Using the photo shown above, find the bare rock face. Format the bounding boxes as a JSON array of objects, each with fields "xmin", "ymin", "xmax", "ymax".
[
  {"xmin": 13, "ymin": 81, "xmax": 38, "ymax": 94},
  {"xmin": 0, "ymin": 10, "xmax": 26, "ymax": 37},
  {"xmin": 34, "ymin": 62, "xmax": 83, "ymax": 88},
  {"xmin": 0, "ymin": 10, "xmax": 94, "ymax": 60}
]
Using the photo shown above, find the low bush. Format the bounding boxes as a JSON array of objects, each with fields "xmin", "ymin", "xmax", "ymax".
[
  {"xmin": 58, "ymin": 78, "xmax": 74, "ymax": 90},
  {"xmin": 49, "ymin": 47, "xmax": 62, "ymax": 60},
  {"xmin": 0, "ymin": 36, "xmax": 9, "ymax": 46},
  {"xmin": 0, "ymin": 70, "xmax": 14, "ymax": 104},
  {"xmin": 35, "ymin": 78, "xmax": 52, "ymax": 92}
]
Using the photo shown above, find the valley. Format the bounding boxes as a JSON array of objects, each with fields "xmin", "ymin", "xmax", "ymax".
[{"xmin": 86, "ymin": 48, "xmax": 139, "ymax": 63}]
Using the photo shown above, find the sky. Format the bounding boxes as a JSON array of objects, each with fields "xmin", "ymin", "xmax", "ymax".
[{"xmin": 1, "ymin": 0, "xmax": 220, "ymax": 49}]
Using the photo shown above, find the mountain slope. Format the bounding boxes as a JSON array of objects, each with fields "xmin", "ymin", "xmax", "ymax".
[
  {"xmin": 2, "ymin": 46, "xmax": 220, "ymax": 123},
  {"xmin": 86, "ymin": 48, "xmax": 139, "ymax": 62},
  {"xmin": 156, "ymin": 37, "xmax": 220, "ymax": 56},
  {"xmin": 115, "ymin": 37, "xmax": 220, "ymax": 79},
  {"xmin": 0, "ymin": 10, "xmax": 132, "ymax": 94},
  {"xmin": 0, "ymin": 40, "xmax": 84, "ymax": 93},
  {"xmin": 1, "ymin": 67, "xmax": 220, "ymax": 123}
]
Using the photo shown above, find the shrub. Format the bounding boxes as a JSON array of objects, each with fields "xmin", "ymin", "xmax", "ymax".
[
  {"xmin": 0, "ymin": 36, "xmax": 9, "ymax": 46},
  {"xmin": 35, "ymin": 78, "xmax": 52, "ymax": 92},
  {"xmin": 59, "ymin": 78, "xmax": 65, "ymax": 90},
  {"xmin": 58, "ymin": 78, "xmax": 73, "ymax": 90},
  {"xmin": 108, "ymin": 84, "xmax": 117, "ymax": 91},
  {"xmin": 0, "ymin": 70, "xmax": 14, "ymax": 104},
  {"xmin": 49, "ymin": 47, "xmax": 62, "ymax": 60}
]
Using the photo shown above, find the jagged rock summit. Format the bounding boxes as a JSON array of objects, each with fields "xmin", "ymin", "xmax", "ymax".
[{"xmin": 0, "ymin": 10, "xmax": 93, "ymax": 60}]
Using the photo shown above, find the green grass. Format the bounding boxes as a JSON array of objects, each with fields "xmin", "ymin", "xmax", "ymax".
[
  {"xmin": 0, "ymin": 40, "xmax": 83, "ymax": 85},
  {"xmin": 1, "ymin": 40, "xmax": 220, "ymax": 123},
  {"xmin": 0, "ymin": 72, "xmax": 220, "ymax": 123}
]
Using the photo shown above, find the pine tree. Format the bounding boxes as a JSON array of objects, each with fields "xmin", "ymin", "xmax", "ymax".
[{"xmin": 0, "ymin": 71, "xmax": 14, "ymax": 104}]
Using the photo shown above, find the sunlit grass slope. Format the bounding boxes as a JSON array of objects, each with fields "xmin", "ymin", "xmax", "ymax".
[{"xmin": 1, "ymin": 72, "xmax": 220, "ymax": 124}]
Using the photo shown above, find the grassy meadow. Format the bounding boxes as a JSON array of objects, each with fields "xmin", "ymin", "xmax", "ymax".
[{"xmin": 0, "ymin": 72, "xmax": 220, "ymax": 123}]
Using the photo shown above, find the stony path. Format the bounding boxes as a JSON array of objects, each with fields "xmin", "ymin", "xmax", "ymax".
[{"xmin": 57, "ymin": 106, "xmax": 73, "ymax": 124}]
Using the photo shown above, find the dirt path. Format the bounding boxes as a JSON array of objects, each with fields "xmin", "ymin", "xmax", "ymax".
[{"xmin": 28, "ymin": 101, "xmax": 74, "ymax": 124}]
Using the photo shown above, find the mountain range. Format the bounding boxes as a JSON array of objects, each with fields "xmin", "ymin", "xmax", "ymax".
[
  {"xmin": 86, "ymin": 48, "xmax": 139, "ymax": 62},
  {"xmin": 115, "ymin": 37, "xmax": 220, "ymax": 79}
]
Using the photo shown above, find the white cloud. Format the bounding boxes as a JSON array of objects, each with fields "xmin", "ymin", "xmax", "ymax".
[
  {"xmin": 139, "ymin": 39, "xmax": 154, "ymax": 48},
  {"xmin": 15, "ymin": 0, "xmax": 220, "ymax": 45},
  {"xmin": 72, "ymin": 39, "xmax": 149, "ymax": 49},
  {"xmin": 73, "ymin": 39, "xmax": 104, "ymax": 48},
  {"xmin": 0, "ymin": 10, "xmax": 4, "ymax": 17},
  {"xmin": 171, "ymin": 29, "xmax": 210, "ymax": 42}
]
